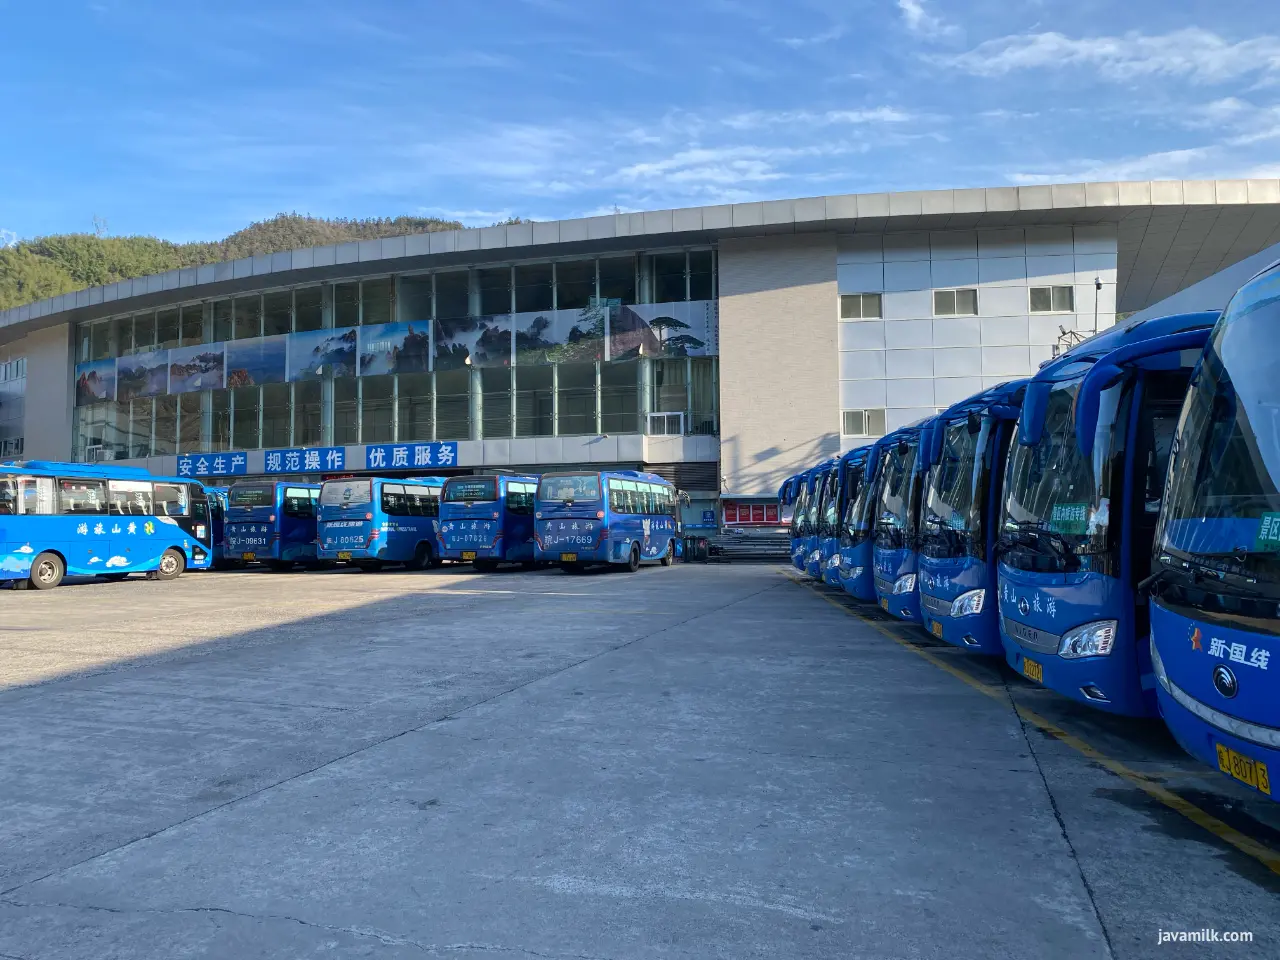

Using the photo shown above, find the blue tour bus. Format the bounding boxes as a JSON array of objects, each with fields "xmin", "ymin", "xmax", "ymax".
[
  {"xmin": 225, "ymin": 480, "xmax": 322, "ymax": 571},
  {"xmin": 438, "ymin": 474, "xmax": 540, "ymax": 570},
  {"xmin": 872, "ymin": 423, "xmax": 930, "ymax": 621},
  {"xmin": 814, "ymin": 459, "xmax": 847, "ymax": 585},
  {"xmin": 997, "ymin": 311, "xmax": 1219, "ymax": 715},
  {"xmin": 0, "ymin": 461, "xmax": 213, "ymax": 589},
  {"xmin": 915, "ymin": 381, "xmax": 1027, "ymax": 653},
  {"xmin": 1147, "ymin": 264, "xmax": 1279, "ymax": 799},
  {"xmin": 207, "ymin": 485, "xmax": 230, "ymax": 569},
  {"xmin": 836, "ymin": 445, "xmax": 885, "ymax": 603},
  {"xmin": 783, "ymin": 473, "xmax": 810, "ymax": 572},
  {"xmin": 802, "ymin": 460, "xmax": 838, "ymax": 579},
  {"xmin": 824, "ymin": 450, "xmax": 875, "ymax": 593},
  {"xmin": 535, "ymin": 470, "xmax": 679, "ymax": 572},
  {"xmin": 318, "ymin": 476, "xmax": 446, "ymax": 570}
]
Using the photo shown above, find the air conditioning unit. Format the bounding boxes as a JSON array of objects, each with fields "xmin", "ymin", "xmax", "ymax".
[
  {"xmin": 85, "ymin": 444, "xmax": 108, "ymax": 462},
  {"xmin": 646, "ymin": 412, "xmax": 685, "ymax": 436}
]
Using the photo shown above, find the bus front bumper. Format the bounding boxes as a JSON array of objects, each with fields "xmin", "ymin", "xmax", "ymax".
[{"xmin": 1000, "ymin": 627, "xmax": 1154, "ymax": 717}]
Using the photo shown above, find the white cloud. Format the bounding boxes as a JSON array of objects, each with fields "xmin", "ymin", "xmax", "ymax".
[
  {"xmin": 721, "ymin": 107, "xmax": 912, "ymax": 130},
  {"xmin": 104, "ymin": 556, "xmax": 130, "ymax": 568},
  {"xmin": 779, "ymin": 25, "xmax": 845, "ymax": 48},
  {"xmin": 949, "ymin": 28, "xmax": 1280, "ymax": 84},
  {"xmin": 0, "ymin": 228, "xmax": 15, "ymax": 248},
  {"xmin": 897, "ymin": 0, "xmax": 958, "ymax": 40},
  {"xmin": 1006, "ymin": 146, "xmax": 1220, "ymax": 185}
]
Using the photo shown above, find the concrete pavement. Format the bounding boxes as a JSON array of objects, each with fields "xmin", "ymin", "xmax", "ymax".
[{"xmin": 0, "ymin": 564, "xmax": 1276, "ymax": 958}]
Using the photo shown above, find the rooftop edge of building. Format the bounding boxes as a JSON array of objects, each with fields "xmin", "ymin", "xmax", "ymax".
[{"xmin": 3, "ymin": 177, "xmax": 1280, "ymax": 339}]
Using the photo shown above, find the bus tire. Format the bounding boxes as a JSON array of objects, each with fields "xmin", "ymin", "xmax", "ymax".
[
  {"xmin": 154, "ymin": 548, "xmax": 186, "ymax": 581},
  {"xmin": 626, "ymin": 543, "xmax": 640, "ymax": 573},
  {"xmin": 660, "ymin": 541, "xmax": 675, "ymax": 566},
  {"xmin": 411, "ymin": 543, "xmax": 434, "ymax": 571},
  {"xmin": 30, "ymin": 552, "xmax": 65, "ymax": 590}
]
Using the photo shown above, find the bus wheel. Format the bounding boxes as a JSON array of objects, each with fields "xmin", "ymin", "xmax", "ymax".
[
  {"xmin": 154, "ymin": 549, "xmax": 186, "ymax": 581},
  {"xmin": 30, "ymin": 552, "xmax": 65, "ymax": 590},
  {"xmin": 660, "ymin": 541, "xmax": 675, "ymax": 566},
  {"xmin": 626, "ymin": 543, "xmax": 641, "ymax": 573},
  {"xmin": 411, "ymin": 543, "xmax": 434, "ymax": 571}
]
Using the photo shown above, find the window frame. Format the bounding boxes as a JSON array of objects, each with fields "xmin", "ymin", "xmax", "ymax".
[
  {"xmin": 1029, "ymin": 285, "xmax": 1076, "ymax": 314},
  {"xmin": 839, "ymin": 293, "xmax": 883, "ymax": 320},
  {"xmin": 933, "ymin": 288, "xmax": 978, "ymax": 317}
]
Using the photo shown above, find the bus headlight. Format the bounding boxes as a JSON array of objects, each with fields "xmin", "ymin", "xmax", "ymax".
[
  {"xmin": 950, "ymin": 589, "xmax": 985, "ymax": 617},
  {"xmin": 1058, "ymin": 620, "xmax": 1117, "ymax": 659},
  {"xmin": 893, "ymin": 574, "xmax": 917, "ymax": 594},
  {"xmin": 846, "ymin": 565, "xmax": 864, "ymax": 579},
  {"xmin": 827, "ymin": 554, "xmax": 840, "ymax": 569}
]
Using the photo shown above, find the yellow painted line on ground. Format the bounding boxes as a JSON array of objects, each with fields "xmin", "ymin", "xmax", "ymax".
[{"xmin": 782, "ymin": 570, "xmax": 1280, "ymax": 878}]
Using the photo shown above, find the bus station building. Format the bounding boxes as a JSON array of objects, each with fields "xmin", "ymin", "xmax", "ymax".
[{"xmin": 2, "ymin": 179, "xmax": 1278, "ymax": 525}]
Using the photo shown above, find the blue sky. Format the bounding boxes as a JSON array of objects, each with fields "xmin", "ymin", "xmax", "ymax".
[{"xmin": 1, "ymin": 0, "xmax": 1278, "ymax": 243}]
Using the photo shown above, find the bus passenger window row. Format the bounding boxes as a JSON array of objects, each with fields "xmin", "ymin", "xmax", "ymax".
[
  {"xmin": 380, "ymin": 483, "xmax": 440, "ymax": 517},
  {"xmin": 608, "ymin": 479, "xmax": 674, "ymax": 516}
]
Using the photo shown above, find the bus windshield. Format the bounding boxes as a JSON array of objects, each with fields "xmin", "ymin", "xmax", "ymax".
[
  {"xmin": 875, "ymin": 442, "xmax": 918, "ymax": 549},
  {"xmin": 1158, "ymin": 270, "xmax": 1280, "ymax": 597},
  {"xmin": 538, "ymin": 473, "xmax": 602, "ymax": 502},
  {"xmin": 1001, "ymin": 378, "xmax": 1119, "ymax": 573},
  {"xmin": 444, "ymin": 477, "xmax": 497, "ymax": 503},
  {"xmin": 230, "ymin": 484, "xmax": 274, "ymax": 508},
  {"xmin": 921, "ymin": 419, "xmax": 988, "ymax": 558},
  {"xmin": 817, "ymin": 470, "xmax": 838, "ymax": 536},
  {"xmin": 320, "ymin": 479, "xmax": 372, "ymax": 506},
  {"xmin": 839, "ymin": 464, "xmax": 870, "ymax": 545},
  {"xmin": 789, "ymin": 481, "xmax": 810, "ymax": 537}
]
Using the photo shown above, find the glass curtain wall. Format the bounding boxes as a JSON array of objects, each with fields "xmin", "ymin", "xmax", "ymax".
[{"xmin": 72, "ymin": 251, "xmax": 717, "ymax": 459}]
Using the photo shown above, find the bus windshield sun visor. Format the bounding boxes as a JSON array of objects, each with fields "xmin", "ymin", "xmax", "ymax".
[{"xmin": 1073, "ymin": 329, "xmax": 1212, "ymax": 458}]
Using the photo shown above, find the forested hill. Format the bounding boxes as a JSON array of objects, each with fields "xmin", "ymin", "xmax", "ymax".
[{"xmin": 0, "ymin": 213, "xmax": 464, "ymax": 312}]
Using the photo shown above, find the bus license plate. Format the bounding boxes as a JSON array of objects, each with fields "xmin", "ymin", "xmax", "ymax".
[
  {"xmin": 337, "ymin": 552, "xmax": 352, "ymax": 561},
  {"xmin": 242, "ymin": 552, "xmax": 256, "ymax": 562},
  {"xmin": 1216, "ymin": 743, "xmax": 1272, "ymax": 795},
  {"xmin": 462, "ymin": 551, "xmax": 477, "ymax": 561},
  {"xmin": 930, "ymin": 620, "xmax": 943, "ymax": 638},
  {"xmin": 1022, "ymin": 658, "xmax": 1044, "ymax": 683},
  {"xmin": 560, "ymin": 553, "xmax": 578, "ymax": 562},
  {"xmin": 880, "ymin": 598, "xmax": 889, "ymax": 611}
]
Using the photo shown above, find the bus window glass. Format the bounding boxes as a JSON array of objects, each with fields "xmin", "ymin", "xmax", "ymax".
[
  {"xmin": 537, "ymin": 473, "xmax": 602, "ymax": 502},
  {"xmin": 154, "ymin": 483, "xmax": 190, "ymax": 516},
  {"xmin": 284, "ymin": 487, "xmax": 317, "ymax": 517},
  {"xmin": 0, "ymin": 478, "xmax": 15, "ymax": 514},
  {"xmin": 321, "ymin": 479, "xmax": 372, "ymax": 506},
  {"xmin": 381, "ymin": 483, "xmax": 407, "ymax": 515},
  {"xmin": 643, "ymin": 483, "xmax": 658, "ymax": 514},
  {"xmin": 508, "ymin": 482, "xmax": 534, "ymax": 515},
  {"xmin": 230, "ymin": 484, "xmax": 274, "ymax": 509},
  {"xmin": 59, "ymin": 478, "xmax": 108, "ymax": 515},
  {"xmin": 444, "ymin": 478, "xmax": 497, "ymax": 502},
  {"xmin": 109, "ymin": 480, "xmax": 155, "ymax": 516},
  {"xmin": 408, "ymin": 486, "xmax": 440, "ymax": 516}
]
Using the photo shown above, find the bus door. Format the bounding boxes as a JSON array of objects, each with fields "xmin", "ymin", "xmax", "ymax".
[
  {"xmin": 1127, "ymin": 372, "xmax": 1188, "ymax": 652},
  {"xmin": 280, "ymin": 486, "xmax": 319, "ymax": 560}
]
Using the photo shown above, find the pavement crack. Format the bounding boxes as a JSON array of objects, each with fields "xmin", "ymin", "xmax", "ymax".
[{"xmin": 999, "ymin": 680, "xmax": 1117, "ymax": 959}]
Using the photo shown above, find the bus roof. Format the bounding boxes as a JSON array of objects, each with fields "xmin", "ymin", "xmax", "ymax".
[
  {"xmin": 228, "ymin": 479, "xmax": 321, "ymax": 489},
  {"xmin": 447, "ymin": 473, "xmax": 540, "ymax": 485},
  {"xmin": 0, "ymin": 460, "xmax": 153, "ymax": 479},
  {"xmin": 1029, "ymin": 311, "xmax": 1220, "ymax": 386},
  {"xmin": 600, "ymin": 469, "xmax": 672, "ymax": 486}
]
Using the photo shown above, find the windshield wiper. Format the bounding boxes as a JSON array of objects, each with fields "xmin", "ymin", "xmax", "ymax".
[{"xmin": 1000, "ymin": 520, "xmax": 1083, "ymax": 570}]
